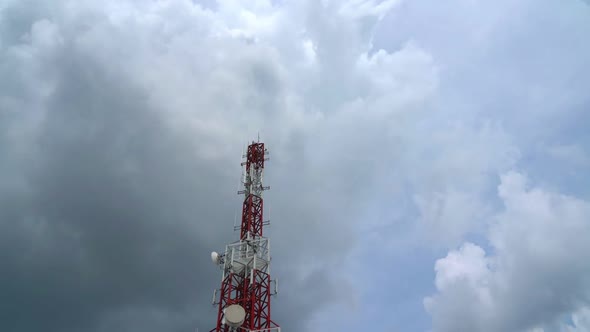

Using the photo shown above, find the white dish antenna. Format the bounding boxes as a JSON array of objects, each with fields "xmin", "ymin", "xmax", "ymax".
[
  {"xmin": 224, "ymin": 304, "xmax": 246, "ymax": 328},
  {"xmin": 211, "ymin": 251, "xmax": 220, "ymax": 265}
]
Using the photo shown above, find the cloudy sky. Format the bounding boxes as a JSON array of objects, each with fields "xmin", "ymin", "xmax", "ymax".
[{"xmin": 1, "ymin": 0, "xmax": 589, "ymax": 331}]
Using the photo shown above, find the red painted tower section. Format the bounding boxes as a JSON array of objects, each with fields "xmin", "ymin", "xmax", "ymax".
[
  {"xmin": 210, "ymin": 141, "xmax": 280, "ymax": 332},
  {"xmin": 240, "ymin": 143, "xmax": 265, "ymax": 241}
]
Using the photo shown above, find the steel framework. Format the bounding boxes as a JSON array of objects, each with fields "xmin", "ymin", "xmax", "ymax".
[{"xmin": 210, "ymin": 141, "xmax": 280, "ymax": 332}]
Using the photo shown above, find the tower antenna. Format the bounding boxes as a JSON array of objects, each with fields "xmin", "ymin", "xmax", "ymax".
[{"xmin": 208, "ymin": 140, "xmax": 280, "ymax": 332}]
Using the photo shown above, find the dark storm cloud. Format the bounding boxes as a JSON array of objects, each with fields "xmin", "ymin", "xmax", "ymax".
[
  {"xmin": 1, "ymin": 42, "xmax": 229, "ymax": 331},
  {"xmin": 0, "ymin": 1, "xmax": 386, "ymax": 331}
]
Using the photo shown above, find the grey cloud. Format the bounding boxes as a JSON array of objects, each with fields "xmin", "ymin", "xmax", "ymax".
[
  {"xmin": 1, "ymin": 40, "xmax": 224, "ymax": 331},
  {"xmin": 1, "ymin": 0, "xmax": 417, "ymax": 331},
  {"xmin": 7, "ymin": 0, "xmax": 579, "ymax": 331}
]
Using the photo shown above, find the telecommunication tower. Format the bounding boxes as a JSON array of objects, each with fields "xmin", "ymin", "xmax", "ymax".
[{"xmin": 209, "ymin": 140, "xmax": 280, "ymax": 332}]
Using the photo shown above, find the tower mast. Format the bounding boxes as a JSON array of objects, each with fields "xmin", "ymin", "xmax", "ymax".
[{"xmin": 209, "ymin": 140, "xmax": 280, "ymax": 332}]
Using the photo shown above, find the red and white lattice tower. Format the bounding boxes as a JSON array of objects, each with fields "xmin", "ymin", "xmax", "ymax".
[{"xmin": 209, "ymin": 140, "xmax": 280, "ymax": 332}]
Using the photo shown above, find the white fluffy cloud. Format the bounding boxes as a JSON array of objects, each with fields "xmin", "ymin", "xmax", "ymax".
[
  {"xmin": 426, "ymin": 172, "xmax": 590, "ymax": 332},
  {"xmin": 561, "ymin": 307, "xmax": 590, "ymax": 331}
]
